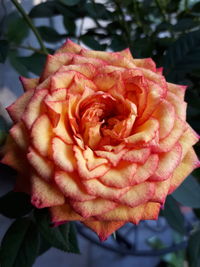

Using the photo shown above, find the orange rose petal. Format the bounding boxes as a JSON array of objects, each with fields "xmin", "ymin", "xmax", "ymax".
[
  {"xmin": 122, "ymin": 148, "xmax": 150, "ymax": 163},
  {"xmin": 74, "ymin": 146, "xmax": 110, "ymax": 180},
  {"xmin": 93, "ymin": 71, "xmax": 122, "ymax": 92},
  {"xmin": 45, "ymin": 100, "xmax": 63, "ymax": 127},
  {"xmin": 96, "ymin": 204, "xmax": 145, "ymax": 224},
  {"xmin": 59, "ymin": 63, "xmax": 96, "ymax": 79},
  {"xmin": 83, "ymin": 147, "xmax": 108, "ymax": 171},
  {"xmin": 153, "ymin": 118, "xmax": 186, "ymax": 153},
  {"xmin": 71, "ymin": 198, "xmax": 118, "ymax": 218},
  {"xmin": 152, "ymin": 99, "xmax": 175, "ymax": 139},
  {"xmin": 52, "ymin": 137, "xmax": 76, "ymax": 172},
  {"xmin": 53, "ymin": 109, "xmax": 73, "ymax": 144},
  {"xmin": 6, "ymin": 89, "xmax": 34, "ymax": 122},
  {"xmin": 167, "ymin": 82, "xmax": 186, "ymax": 100},
  {"xmin": 40, "ymin": 53, "xmax": 73, "ymax": 81},
  {"xmin": 131, "ymin": 154, "xmax": 159, "ymax": 184},
  {"xmin": 119, "ymin": 182, "xmax": 155, "ymax": 207},
  {"xmin": 20, "ymin": 77, "xmax": 39, "ymax": 91},
  {"xmin": 141, "ymin": 202, "xmax": 161, "ymax": 220},
  {"xmin": 179, "ymin": 126, "xmax": 199, "ymax": 160},
  {"xmin": 31, "ymin": 114, "xmax": 53, "ymax": 157},
  {"xmin": 73, "ymin": 54, "xmax": 107, "ymax": 67},
  {"xmin": 31, "ymin": 174, "xmax": 65, "ymax": 208},
  {"xmin": 169, "ymin": 148, "xmax": 199, "ymax": 194},
  {"xmin": 95, "ymin": 149, "xmax": 127, "ymax": 167},
  {"xmin": 56, "ymin": 39, "xmax": 82, "ymax": 54},
  {"xmin": 166, "ymin": 91, "xmax": 187, "ymax": 120},
  {"xmin": 149, "ymin": 143, "xmax": 182, "ymax": 181},
  {"xmin": 49, "ymin": 88, "xmax": 67, "ymax": 101},
  {"xmin": 125, "ymin": 118, "xmax": 159, "ymax": 146},
  {"xmin": 81, "ymin": 50, "xmax": 135, "ymax": 68},
  {"xmin": 151, "ymin": 179, "xmax": 171, "ymax": 204},
  {"xmin": 22, "ymin": 89, "xmax": 48, "ymax": 129},
  {"xmin": 55, "ymin": 171, "xmax": 95, "ymax": 201},
  {"xmin": 1, "ymin": 137, "xmax": 29, "ymax": 173},
  {"xmin": 9, "ymin": 122, "xmax": 29, "ymax": 150},
  {"xmin": 50, "ymin": 71, "xmax": 75, "ymax": 90},
  {"xmin": 83, "ymin": 179, "xmax": 130, "ymax": 201},
  {"xmin": 50, "ymin": 203, "xmax": 84, "ymax": 223},
  {"xmin": 27, "ymin": 147, "xmax": 54, "ymax": 181},
  {"xmin": 83, "ymin": 221, "xmax": 125, "ymax": 241},
  {"xmin": 132, "ymin": 58, "xmax": 156, "ymax": 72},
  {"xmin": 100, "ymin": 161, "xmax": 137, "ymax": 188}
]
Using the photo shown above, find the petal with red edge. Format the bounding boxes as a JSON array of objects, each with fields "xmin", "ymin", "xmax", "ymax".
[
  {"xmin": 22, "ymin": 89, "xmax": 48, "ymax": 129},
  {"xmin": 151, "ymin": 179, "xmax": 171, "ymax": 204},
  {"xmin": 169, "ymin": 148, "xmax": 199, "ymax": 194},
  {"xmin": 56, "ymin": 39, "xmax": 82, "ymax": 54},
  {"xmin": 96, "ymin": 204, "xmax": 145, "ymax": 224},
  {"xmin": 27, "ymin": 147, "xmax": 54, "ymax": 181},
  {"xmin": 99, "ymin": 161, "xmax": 137, "ymax": 188},
  {"xmin": 74, "ymin": 146, "xmax": 109, "ymax": 180},
  {"xmin": 31, "ymin": 114, "xmax": 53, "ymax": 157},
  {"xmin": 122, "ymin": 148, "xmax": 150, "ymax": 163},
  {"xmin": 149, "ymin": 143, "xmax": 182, "ymax": 181},
  {"xmin": 83, "ymin": 179, "xmax": 130, "ymax": 201},
  {"xmin": 55, "ymin": 171, "xmax": 95, "ymax": 201},
  {"xmin": 50, "ymin": 203, "xmax": 84, "ymax": 223},
  {"xmin": 131, "ymin": 154, "xmax": 159, "ymax": 184},
  {"xmin": 20, "ymin": 77, "xmax": 39, "ymax": 91},
  {"xmin": 119, "ymin": 182, "xmax": 155, "ymax": 207},
  {"xmin": 31, "ymin": 174, "xmax": 65, "ymax": 208},
  {"xmin": 71, "ymin": 198, "xmax": 117, "ymax": 218},
  {"xmin": 7, "ymin": 89, "xmax": 34, "ymax": 122},
  {"xmin": 83, "ymin": 221, "xmax": 125, "ymax": 241},
  {"xmin": 52, "ymin": 137, "xmax": 76, "ymax": 172},
  {"xmin": 141, "ymin": 202, "xmax": 161, "ymax": 220},
  {"xmin": 9, "ymin": 122, "xmax": 29, "ymax": 150}
]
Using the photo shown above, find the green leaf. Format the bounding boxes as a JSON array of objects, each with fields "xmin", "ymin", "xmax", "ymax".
[
  {"xmin": 81, "ymin": 35, "xmax": 104, "ymax": 50},
  {"xmin": 172, "ymin": 18, "xmax": 199, "ymax": 32},
  {"xmin": 172, "ymin": 175, "xmax": 200, "ymax": 208},
  {"xmin": 67, "ymin": 222, "xmax": 80, "ymax": 253},
  {"xmin": 59, "ymin": 0, "xmax": 80, "ymax": 6},
  {"xmin": 38, "ymin": 235, "xmax": 52, "ymax": 256},
  {"xmin": 188, "ymin": 227, "xmax": 200, "ymax": 267},
  {"xmin": 63, "ymin": 17, "xmax": 76, "ymax": 34},
  {"xmin": 0, "ymin": 40, "xmax": 9, "ymax": 63},
  {"xmin": 34, "ymin": 209, "xmax": 80, "ymax": 253},
  {"xmin": 29, "ymin": 2, "xmax": 60, "ymax": 18},
  {"xmin": 163, "ymin": 195, "xmax": 185, "ymax": 234},
  {"xmin": 6, "ymin": 12, "xmax": 29, "ymax": 44},
  {"xmin": 109, "ymin": 35, "xmax": 127, "ymax": 51},
  {"xmin": 8, "ymin": 51, "xmax": 29, "ymax": 76},
  {"xmin": 0, "ymin": 218, "xmax": 39, "ymax": 267},
  {"xmin": 164, "ymin": 30, "xmax": 200, "ymax": 82},
  {"xmin": 0, "ymin": 191, "xmax": 33, "ymax": 218},
  {"xmin": 17, "ymin": 53, "xmax": 46, "ymax": 75},
  {"xmin": 84, "ymin": 3, "xmax": 111, "ymax": 19},
  {"xmin": 37, "ymin": 26, "xmax": 65, "ymax": 43}
]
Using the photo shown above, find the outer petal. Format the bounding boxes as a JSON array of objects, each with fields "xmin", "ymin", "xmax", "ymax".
[
  {"xmin": 169, "ymin": 148, "xmax": 199, "ymax": 194},
  {"xmin": 141, "ymin": 202, "xmax": 161, "ymax": 220},
  {"xmin": 70, "ymin": 198, "xmax": 118, "ymax": 218},
  {"xmin": 9, "ymin": 122, "xmax": 29, "ymax": 150},
  {"xmin": 6, "ymin": 89, "xmax": 34, "ymax": 122},
  {"xmin": 54, "ymin": 171, "xmax": 95, "ymax": 201},
  {"xmin": 83, "ymin": 221, "xmax": 125, "ymax": 241},
  {"xmin": 31, "ymin": 174, "xmax": 65, "ymax": 208},
  {"xmin": 149, "ymin": 143, "xmax": 182, "ymax": 181},
  {"xmin": 50, "ymin": 203, "xmax": 84, "ymax": 223},
  {"xmin": 20, "ymin": 77, "xmax": 39, "ymax": 91},
  {"xmin": 31, "ymin": 114, "xmax": 53, "ymax": 157}
]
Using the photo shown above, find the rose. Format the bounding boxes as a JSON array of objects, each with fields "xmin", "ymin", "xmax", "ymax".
[{"xmin": 2, "ymin": 40, "xmax": 199, "ymax": 241}]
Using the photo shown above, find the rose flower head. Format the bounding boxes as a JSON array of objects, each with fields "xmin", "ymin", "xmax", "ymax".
[{"xmin": 2, "ymin": 40, "xmax": 199, "ymax": 241}]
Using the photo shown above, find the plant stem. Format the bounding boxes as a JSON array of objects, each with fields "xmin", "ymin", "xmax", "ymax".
[
  {"xmin": 11, "ymin": 44, "xmax": 47, "ymax": 55},
  {"xmin": 11, "ymin": 0, "xmax": 48, "ymax": 55}
]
